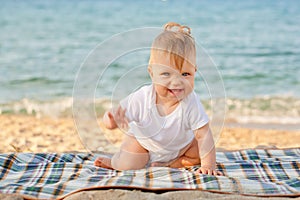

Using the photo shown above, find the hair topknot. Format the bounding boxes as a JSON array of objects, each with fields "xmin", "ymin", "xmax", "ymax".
[
  {"xmin": 149, "ymin": 22, "xmax": 196, "ymax": 71},
  {"xmin": 164, "ymin": 22, "xmax": 192, "ymax": 36}
]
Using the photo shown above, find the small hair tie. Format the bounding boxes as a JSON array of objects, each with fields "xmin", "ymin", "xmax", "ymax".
[
  {"xmin": 164, "ymin": 22, "xmax": 181, "ymax": 31},
  {"xmin": 179, "ymin": 25, "xmax": 191, "ymax": 35},
  {"xmin": 164, "ymin": 22, "xmax": 192, "ymax": 36}
]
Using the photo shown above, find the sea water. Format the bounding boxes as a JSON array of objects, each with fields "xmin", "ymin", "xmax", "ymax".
[{"xmin": 0, "ymin": 0, "xmax": 299, "ymax": 129}]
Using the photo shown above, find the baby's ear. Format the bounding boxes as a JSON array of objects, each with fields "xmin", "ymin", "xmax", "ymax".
[{"xmin": 148, "ymin": 66, "xmax": 153, "ymax": 78}]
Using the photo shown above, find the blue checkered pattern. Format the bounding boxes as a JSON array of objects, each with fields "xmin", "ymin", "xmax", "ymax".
[{"xmin": 0, "ymin": 148, "xmax": 299, "ymax": 199}]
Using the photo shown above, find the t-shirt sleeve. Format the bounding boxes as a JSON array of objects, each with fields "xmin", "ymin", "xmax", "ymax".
[
  {"xmin": 119, "ymin": 84, "xmax": 152, "ymax": 123},
  {"xmin": 187, "ymin": 92, "xmax": 209, "ymax": 130}
]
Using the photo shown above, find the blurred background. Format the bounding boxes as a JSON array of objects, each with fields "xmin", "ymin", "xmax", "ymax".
[{"xmin": 0, "ymin": 0, "xmax": 299, "ymax": 130}]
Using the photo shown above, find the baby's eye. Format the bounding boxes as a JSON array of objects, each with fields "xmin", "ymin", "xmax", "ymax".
[
  {"xmin": 161, "ymin": 72, "xmax": 170, "ymax": 76},
  {"xmin": 182, "ymin": 72, "xmax": 190, "ymax": 77}
]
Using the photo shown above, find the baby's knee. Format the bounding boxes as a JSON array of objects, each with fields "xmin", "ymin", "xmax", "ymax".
[{"xmin": 111, "ymin": 153, "xmax": 149, "ymax": 170}]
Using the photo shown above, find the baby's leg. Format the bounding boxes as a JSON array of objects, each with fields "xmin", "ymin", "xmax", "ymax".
[
  {"xmin": 94, "ymin": 134, "xmax": 149, "ymax": 170},
  {"xmin": 169, "ymin": 138, "xmax": 200, "ymax": 168},
  {"xmin": 151, "ymin": 138, "xmax": 200, "ymax": 168}
]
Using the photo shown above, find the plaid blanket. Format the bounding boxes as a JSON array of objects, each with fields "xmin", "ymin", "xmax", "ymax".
[{"xmin": 0, "ymin": 148, "xmax": 299, "ymax": 199}]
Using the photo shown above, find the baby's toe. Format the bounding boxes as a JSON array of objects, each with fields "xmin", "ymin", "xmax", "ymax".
[
  {"xmin": 94, "ymin": 157, "xmax": 113, "ymax": 169},
  {"xmin": 94, "ymin": 158, "xmax": 103, "ymax": 166}
]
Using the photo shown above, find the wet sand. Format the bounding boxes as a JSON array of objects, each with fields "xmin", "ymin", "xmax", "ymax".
[{"xmin": 0, "ymin": 114, "xmax": 299, "ymax": 199}]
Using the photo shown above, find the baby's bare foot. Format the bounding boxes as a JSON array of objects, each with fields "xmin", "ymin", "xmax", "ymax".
[{"xmin": 94, "ymin": 157, "xmax": 113, "ymax": 169}]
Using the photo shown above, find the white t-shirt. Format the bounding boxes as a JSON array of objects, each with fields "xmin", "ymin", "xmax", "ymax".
[{"xmin": 120, "ymin": 84, "xmax": 209, "ymax": 162}]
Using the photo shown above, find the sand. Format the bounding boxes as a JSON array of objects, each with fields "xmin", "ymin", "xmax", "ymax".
[
  {"xmin": 1, "ymin": 114, "xmax": 299, "ymax": 153},
  {"xmin": 0, "ymin": 114, "xmax": 299, "ymax": 199}
]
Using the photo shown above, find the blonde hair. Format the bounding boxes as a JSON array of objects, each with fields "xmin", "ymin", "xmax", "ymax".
[{"xmin": 149, "ymin": 22, "xmax": 196, "ymax": 71}]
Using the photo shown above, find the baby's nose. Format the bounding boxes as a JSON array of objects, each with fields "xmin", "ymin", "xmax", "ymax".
[{"xmin": 171, "ymin": 75, "xmax": 183, "ymax": 85}]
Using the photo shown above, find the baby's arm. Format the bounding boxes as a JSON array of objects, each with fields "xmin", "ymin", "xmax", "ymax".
[
  {"xmin": 103, "ymin": 106, "xmax": 128, "ymax": 130},
  {"xmin": 194, "ymin": 124, "xmax": 222, "ymax": 176}
]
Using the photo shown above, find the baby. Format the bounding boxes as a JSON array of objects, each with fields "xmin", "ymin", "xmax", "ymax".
[{"xmin": 94, "ymin": 22, "xmax": 222, "ymax": 176}]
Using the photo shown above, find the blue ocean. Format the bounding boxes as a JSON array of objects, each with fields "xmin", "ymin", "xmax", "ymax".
[{"xmin": 0, "ymin": 0, "xmax": 299, "ymax": 128}]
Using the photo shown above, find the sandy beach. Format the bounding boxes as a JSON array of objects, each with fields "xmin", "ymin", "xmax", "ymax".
[
  {"xmin": 1, "ymin": 114, "xmax": 299, "ymax": 153},
  {"xmin": 0, "ymin": 114, "xmax": 299, "ymax": 199}
]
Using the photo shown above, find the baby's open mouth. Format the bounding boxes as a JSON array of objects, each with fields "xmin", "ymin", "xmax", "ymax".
[{"xmin": 168, "ymin": 89, "xmax": 184, "ymax": 96}]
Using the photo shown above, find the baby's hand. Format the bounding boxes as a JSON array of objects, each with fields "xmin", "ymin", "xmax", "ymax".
[
  {"xmin": 103, "ymin": 106, "xmax": 129, "ymax": 130},
  {"xmin": 196, "ymin": 166, "xmax": 223, "ymax": 176},
  {"xmin": 113, "ymin": 106, "xmax": 129, "ymax": 130},
  {"xmin": 103, "ymin": 111, "xmax": 117, "ymax": 129}
]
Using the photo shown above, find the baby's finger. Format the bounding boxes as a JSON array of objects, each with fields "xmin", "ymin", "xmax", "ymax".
[
  {"xmin": 115, "ymin": 106, "xmax": 121, "ymax": 117},
  {"xmin": 121, "ymin": 107, "xmax": 127, "ymax": 121},
  {"xmin": 198, "ymin": 167, "xmax": 206, "ymax": 174},
  {"xmin": 124, "ymin": 117, "xmax": 129, "ymax": 127},
  {"xmin": 207, "ymin": 169, "xmax": 213, "ymax": 175},
  {"xmin": 117, "ymin": 106, "xmax": 123, "ymax": 117},
  {"xmin": 119, "ymin": 107, "xmax": 128, "ymax": 125},
  {"xmin": 116, "ymin": 107, "xmax": 124, "ymax": 119},
  {"xmin": 123, "ymin": 110, "xmax": 128, "ymax": 124},
  {"xmin": 119, "ymin": 106, "xmax": 125, "ymax": 115},
  {"xmin": 107, "ymin": 111, "xmax": 114, "ymax": 119}
]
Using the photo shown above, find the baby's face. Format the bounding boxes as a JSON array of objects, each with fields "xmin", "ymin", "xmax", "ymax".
[{"xmin": 149, "ymin": 54, "xmax": 196, "ymax": 102}]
